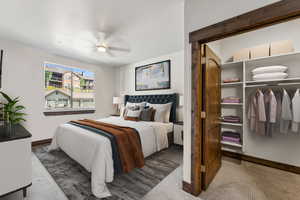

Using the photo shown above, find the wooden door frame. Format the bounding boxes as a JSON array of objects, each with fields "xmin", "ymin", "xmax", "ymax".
[{"xmin": 186, "ymin": 0, "xmax": 300, "ymax": 196}]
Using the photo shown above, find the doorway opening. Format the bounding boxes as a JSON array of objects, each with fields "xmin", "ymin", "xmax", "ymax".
[{"xmin": 188, "ymin": 0, "xmax": 300, "ymax": 197}]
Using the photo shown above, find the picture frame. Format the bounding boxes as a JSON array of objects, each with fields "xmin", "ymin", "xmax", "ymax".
[
  {"xmin": 0, "ymin": 50, "xmax": 3, "ymax": 89},
  {"xmin": 135, "ymin": 60, "xmax": 171, "ymax": 91}
]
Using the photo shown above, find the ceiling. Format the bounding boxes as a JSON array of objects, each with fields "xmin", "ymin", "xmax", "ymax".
[{"xmin": 0, "ymin": 0, "xmax": 184, "ymax": 67}]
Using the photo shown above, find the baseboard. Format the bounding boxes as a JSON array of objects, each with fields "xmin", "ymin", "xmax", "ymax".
[
  {"xmin": 182, "ymin": 181, "xmax": 193, "ymax": 194},
  {"xmin": 222, "ymin": 150, "xmax": 300, "ymax": 174},
  {"xmin": 32, "ymin": 138, "xmax": 52, "ymax": 147}
]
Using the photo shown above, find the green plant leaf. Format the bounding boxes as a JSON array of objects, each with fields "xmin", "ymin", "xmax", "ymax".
[
  {"xmin": 11, "ymin": 118, "xmax": 26, "ymax": 124},
  {"xmin": 0, "ymin": 92, "xmax": 13, "ymax": 103},
  {"xmin": 0, "ymin": 92, "xmax": 26, "ymax": 124},
  {"xmin": 15, "ymin": 105, "xmax": 25, "ymax": 111}
]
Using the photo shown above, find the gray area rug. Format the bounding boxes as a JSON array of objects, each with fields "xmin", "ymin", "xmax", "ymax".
[{"xmin": 33, "ymin": 145, "xmax": 182, "ymax": 200}]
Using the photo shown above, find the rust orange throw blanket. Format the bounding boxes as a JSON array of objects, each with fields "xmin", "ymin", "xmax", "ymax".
[{"xmin": 70, "ymin": 119, "xmax": 145, "ymax": 173}]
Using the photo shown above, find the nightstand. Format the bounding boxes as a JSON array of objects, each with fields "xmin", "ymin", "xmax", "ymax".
[{"xmin": 174, "ymin": 121, "xmax": 183, "ymax": 145}]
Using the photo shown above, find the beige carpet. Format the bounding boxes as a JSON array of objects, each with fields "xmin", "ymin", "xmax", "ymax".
[{"xmin": 200, "ymin": 157, "xmax": 300, "ymax": 200}]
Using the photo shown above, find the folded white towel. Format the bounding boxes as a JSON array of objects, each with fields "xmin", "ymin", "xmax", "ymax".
[
  {"xmin": 253, "ymin": 72, "xmax": 288, "ymax": 81},
  {"xmin": 252, "ymin": 65, "xmax": 288, "ymax": 75}
]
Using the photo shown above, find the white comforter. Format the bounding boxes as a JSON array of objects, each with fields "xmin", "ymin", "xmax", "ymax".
[{"xmin": 49, "ymin": 117, "xmax": 171, "ymax": 198}]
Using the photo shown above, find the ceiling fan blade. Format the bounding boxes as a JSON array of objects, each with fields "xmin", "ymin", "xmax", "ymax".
[
  {"xmin": 108, "ymin": 46, "xmax": 130, "ymax": 52},
  {"xmin": 106, "ymin": 50, "xmax": 116, "ymax": 57}
]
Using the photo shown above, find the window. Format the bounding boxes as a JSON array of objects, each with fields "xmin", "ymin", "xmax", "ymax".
[{"xmin": 44, "ymin": 62, "xmax": 95, "ymax": 112}]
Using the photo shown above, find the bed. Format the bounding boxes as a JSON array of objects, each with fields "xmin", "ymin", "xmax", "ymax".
[{"xmin": 49, "ymin": 93, "xmax": 177, "ymax": 198}]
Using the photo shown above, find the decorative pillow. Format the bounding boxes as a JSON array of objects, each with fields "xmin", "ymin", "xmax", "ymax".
[
  {"xmin": 125, "ymin": 109, "xmax": 141, "ymax": 118},
  {"xmin": 126, "ymin": 102, "xmax": 147, "ymax": 109},
  {"xmin": 253, "ymin": 72, "xmax": 288, "ymax": 81},
  {"xmin": 147, "ymin": 102, "xmax": 172, "ymax": 123},
  {"xmin": 252, "ymin": 66, "xmax": 288, "ymax": 75},
  {"xmin": 140, "ymin": 107, "xmax": 155, "ymax": 121},
  {"xmin": 127, "ymin": 105, "xmax": 140, "ymax": 111},
  {"xmin": 124, "ymin": 116, "xmax": 139, "ymax": 121}
]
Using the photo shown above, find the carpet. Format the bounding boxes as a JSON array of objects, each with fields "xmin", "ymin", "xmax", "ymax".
[{"xmin": 33, "ymin": 145, "xmax": 182, "ymax": 200}]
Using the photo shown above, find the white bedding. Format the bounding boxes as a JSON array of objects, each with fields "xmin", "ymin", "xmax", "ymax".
[{"xmin": 49, "ymin": 117, "xmax": 172, "ymax": 198}]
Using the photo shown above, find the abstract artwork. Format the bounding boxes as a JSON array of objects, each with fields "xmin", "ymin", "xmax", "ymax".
[
  {"xmin": 0, "ymin": 50, "xmax": 3, "ymax": 89},
  {"xmin": 135, "ymin": 60, "xmax": 170, "ymax": 91}
]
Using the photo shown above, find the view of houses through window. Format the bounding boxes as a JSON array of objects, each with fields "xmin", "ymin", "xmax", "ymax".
[{"xmin": 44, "ymin": 63, "xmax": 95, "ymax": 110}]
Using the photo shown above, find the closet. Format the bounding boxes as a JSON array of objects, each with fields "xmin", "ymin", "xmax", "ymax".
[
  {"xmin": 188, "ymin": 2, "xmax": 300, "ymax": 196},
  {"xmin": 221, "ymin": 52, "xmax": 300, "ymax": 164}
]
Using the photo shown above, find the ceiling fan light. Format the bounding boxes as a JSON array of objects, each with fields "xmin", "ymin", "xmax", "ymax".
[{"xmin": 97, "ymin": 45, "xmax": 107, "ymax": 52}]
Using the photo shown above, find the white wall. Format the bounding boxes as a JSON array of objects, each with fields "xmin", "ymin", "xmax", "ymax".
[
  {"xmin": 0, "ymin": 38, "xmax": 116, "ymax": 142},
  {"xmin": 115, "ymin": 50, "xmax": 184, "ymax": 121},
  {"xmin": 184, "ymin": 0, "xmax": 280, "ymax": 183}
]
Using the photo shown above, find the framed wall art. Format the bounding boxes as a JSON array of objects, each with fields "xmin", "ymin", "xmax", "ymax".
[{"xmin": 135, "ymin": 60, "xmax": 171, "ymax": 91}]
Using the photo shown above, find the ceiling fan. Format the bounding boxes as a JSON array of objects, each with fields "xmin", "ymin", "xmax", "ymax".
[{"xmin": 93, "ymin": 32, "xmax": 130, "ymax": 56}]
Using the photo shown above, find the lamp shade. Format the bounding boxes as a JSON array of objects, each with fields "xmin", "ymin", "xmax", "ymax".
[
  {"xmin": 179, "ymin": 95, "xmax": 184, "ymax": 106},
  {"xmin": 113, "ymin": 97, "xmax": 121, "ymax": 104}
]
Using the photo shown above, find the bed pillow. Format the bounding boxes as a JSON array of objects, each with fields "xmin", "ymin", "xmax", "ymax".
[
  {"xmin": 140, "ymin": 107, "xmax": 155, "ymax": 121},
  {"xmin": 126, "ymin": 102, "xmax": 147, "ymax": 109},
  {"xmin": 147, "ymin": 102, "xmax": 172, "ymax": 123},
  {"xmin": 153, "ymin": 107, "xmax": 168, "ymax": 123},
  {"xmin": 253, "ymin": 72, "xmax": 288, "ymax": 81},
  {"xmin": 124, "ymin": 109, "xmax": 141, "ymax": 119},
  {"xmin": 252, "ymin": 66, "xmax": 288, "ymax": 75},
  {"xmin": 120, "ymin": 105, "xmax": 126, "ymax": 118}
]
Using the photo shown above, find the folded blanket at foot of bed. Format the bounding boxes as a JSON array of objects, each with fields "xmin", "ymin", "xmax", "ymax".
[{"xmin": 70, "ymin": 119, "xmax": 145, "ymax": 174}]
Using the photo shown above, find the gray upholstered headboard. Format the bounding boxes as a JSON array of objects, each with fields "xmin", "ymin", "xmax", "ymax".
[{"xmin": 124, "ymin": 93, "xmax": 178, "ymax": 123}]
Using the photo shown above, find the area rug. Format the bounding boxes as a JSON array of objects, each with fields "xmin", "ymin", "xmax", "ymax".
[{"xmin": 33, "ymin": 145, "xmax": 181, "ymax": 200}]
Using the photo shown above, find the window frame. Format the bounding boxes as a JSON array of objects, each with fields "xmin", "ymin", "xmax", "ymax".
[{"xmin": 43, "ymin": 62, "xmax": 96, "ymax": 116}]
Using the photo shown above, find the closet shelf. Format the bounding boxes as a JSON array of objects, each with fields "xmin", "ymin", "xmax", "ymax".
[
  {"xmin": 220, "ymin": 122, "xmax": 243, "ymax": 127},
  {"xmin": 245, "ymin": 77, "xmax": 300, "ymax": 87},
  {"xmin": 221, "ymin": 146, "xmax": 243, "ymax": 153},
  {"xmin": 221, "ymin": 82, "xmax": 243, "ymax": 86},
  {"xmin": 221, "ymin": 61, "xmax": 243, "ymax": 68},
  {"xmin": 223, "ymin": 51, "xmax": 300, "ymax": 66},
  {"xmin": 245, "ymin": 51, "xmax": 300, "ymax": 64},
  {"xmin": 221, "ymin": 103, "xmax": 243, "ymax": 106},
  {"xmin": 221, "ymin": 141, "xmax": 243, "ymax": 148}
]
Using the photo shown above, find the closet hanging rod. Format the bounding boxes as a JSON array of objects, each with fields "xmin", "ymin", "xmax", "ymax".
[{"xmin": 245, "ymin": 82, "xmax": 300, "ymax": 88}]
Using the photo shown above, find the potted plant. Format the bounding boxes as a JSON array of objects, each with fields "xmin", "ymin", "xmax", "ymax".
[{"xmin": 0, "ymin": 92, "xmax": 26, "ymax": 135}]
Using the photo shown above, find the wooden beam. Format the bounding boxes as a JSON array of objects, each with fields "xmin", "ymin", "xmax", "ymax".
[
  {"xmin": 222, "ymin": 150, "xmax": 300, "ymax": 175},
  {"xmin": 182, "ymin": 181, "xmax": 193, "ymax": 194},
  {"xmin": 32, "ymin": 138, "xmax": 52, "ymax": 147},
  {"xmin": 189, "ymin": 0, "xmax": 300, "ymax": 43},
  {"xmin": 190, "ymin": 41, "xmax": 203, "ymax": 196}
]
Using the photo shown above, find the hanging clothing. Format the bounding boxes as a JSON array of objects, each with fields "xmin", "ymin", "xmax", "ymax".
[
  {"xmin": 264, "ymin": 90, "xmax": 277, "ymax": 137},
  {"xmin": 248, "ymin": 90, "xmax": 266, "ymax": 135},
  {"xmin": 280, "ymin": 89, "xmax": 293, "ymax": 134},
  {"xmin": 274, "ymin": 91, "xmax": 282, "ymax": 132},
  {"xmin": 292, "ymin": 89, "xmax": 300, "ymax": 133}
]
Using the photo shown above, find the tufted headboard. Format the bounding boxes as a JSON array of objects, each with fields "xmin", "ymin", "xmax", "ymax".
[{"xmin": 124, "ymin": 93, "xmax": 178, "ymax": 123}]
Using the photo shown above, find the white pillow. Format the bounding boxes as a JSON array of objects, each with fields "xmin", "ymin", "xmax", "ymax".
[
  {"xmin": 252, "ymin": 66, "xmax": 288, "ymax": 75},
  {"xmin": 253, "ymin": 72, "xmax": 288, "ymax": 81},
  {"xmin": 120, "ymin": 105, "xmax": 126, "ymax": 118},
  {"xmin": 154, "ymin": 108, "xmax": 168, "ymax": 123},
  {"xmin": 147, "ymin": 102, "xmax": 172, "ymax": 123},
  {"xmin": 126, "ymin": 102, "xmax": 147, "ymax": 109},
  {"xmin": 126, "ymin": 109, "xmax": 141, "ymax": 118}
]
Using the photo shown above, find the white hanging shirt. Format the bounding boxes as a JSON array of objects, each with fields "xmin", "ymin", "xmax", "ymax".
[
  {"xmin": 280, "ymin": 89, "xmax": 293, "ymax": 134},
  {"xmin": 292, "ymin": 89, "xmax": 300, "ymax": 132}
]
